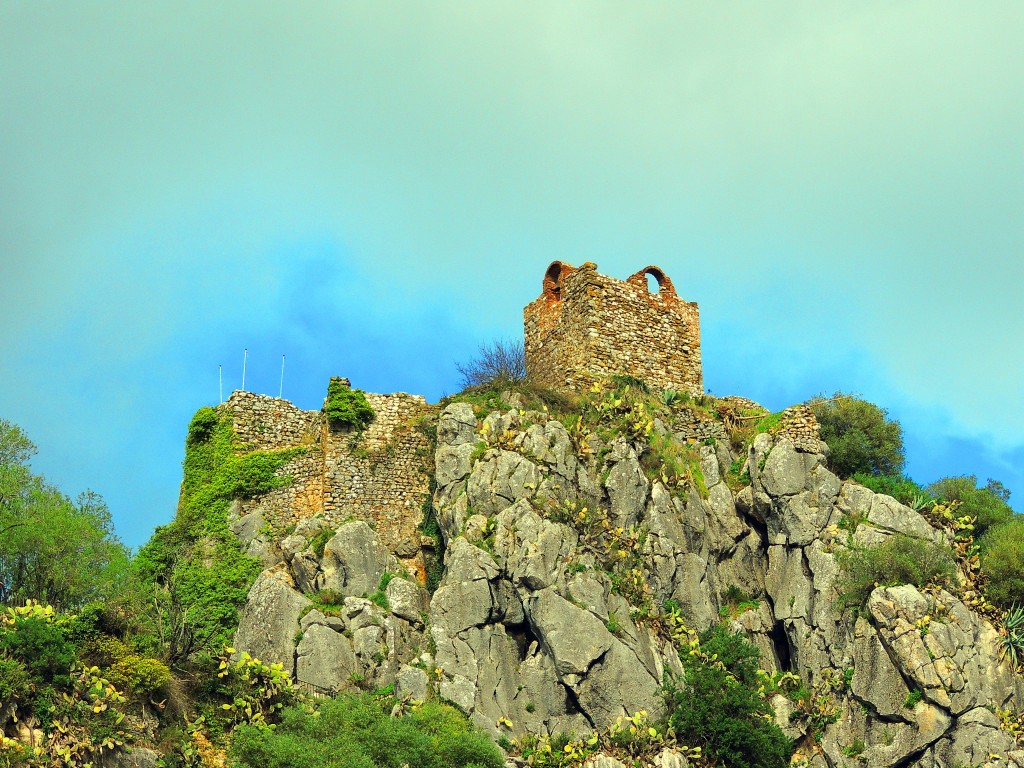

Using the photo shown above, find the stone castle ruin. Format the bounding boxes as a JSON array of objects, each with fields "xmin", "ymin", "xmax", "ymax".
[
  {"xmin": 224, "ymin": 263, "xmax": 818, "ymax": 576},
  {"xmin": 524, "ymin": 261, "xmax": 703, "ymax": 396},
  {"xmin": 223, "ymin": 380, "xmax": 436, "ymax": 579}
]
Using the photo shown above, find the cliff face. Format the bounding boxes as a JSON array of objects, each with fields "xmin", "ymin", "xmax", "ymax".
[{"xmin": 229, "ymin": 391, "xmax": 1024, "ymax": 768}]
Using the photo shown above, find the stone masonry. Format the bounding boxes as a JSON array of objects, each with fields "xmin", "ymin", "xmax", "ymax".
[
  {"xmin": 523, "ymin": 261, "xmax": 703, "ymax": 396},
  {"xmin": 221, "ymin": 384, "xmax": 436, "ymax": 580}
]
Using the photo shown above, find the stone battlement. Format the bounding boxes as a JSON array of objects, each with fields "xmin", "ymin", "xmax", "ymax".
[{"xmin": 523, "ymin": 261, "xmax": 703, "ymax": 396}]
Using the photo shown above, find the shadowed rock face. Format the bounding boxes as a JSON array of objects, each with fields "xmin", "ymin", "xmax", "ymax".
[{"xmin": 231, "ymin": 400, "xmax": 1024, "ymax": 767}]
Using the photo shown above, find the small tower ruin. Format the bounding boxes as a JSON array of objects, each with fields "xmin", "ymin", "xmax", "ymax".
[{"xmin": 523, "ymin": 261, "xmax": 702, "ymax": 395}]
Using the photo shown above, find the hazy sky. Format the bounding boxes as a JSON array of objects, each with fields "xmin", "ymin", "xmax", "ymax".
[{"xmin": 2, "ymin": 2, "xmax": 1021, "ymax": 547}]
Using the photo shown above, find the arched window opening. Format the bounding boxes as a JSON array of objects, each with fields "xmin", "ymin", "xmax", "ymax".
[
  {"xmin": 627, "ymin": 265, "xmax": 677, "ymax": 297},
  {"xmin": 543, "ymin": 262, "xmax": 565, "ymax": 301},
  {"xmin": 643, "ymin": 267, "xmax": 667, "ymax": 293}
]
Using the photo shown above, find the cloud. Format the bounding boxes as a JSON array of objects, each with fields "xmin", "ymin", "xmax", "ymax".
[{"xmin": 1, "ymin": 2, "xmax": 1021, "ymax": 542}]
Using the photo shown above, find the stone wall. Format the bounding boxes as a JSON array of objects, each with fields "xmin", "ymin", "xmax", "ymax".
[
  {"xmin": 323, "ymin": 392, "xmax": 437, "ymax": 577},
  {"xmin": 524, "ymin": 261, "xmax": 703, "ymax": 396},
  {"xmin": 775, "ymin": 404, "xmax": 824, "ymax": 454},
  {"xmin": 224, "ymin": 391, "xmax": 321, "ymax": 450},
  {"xmin": 223, "ymin": 386, "xmax": 436, "ymax": 580}
]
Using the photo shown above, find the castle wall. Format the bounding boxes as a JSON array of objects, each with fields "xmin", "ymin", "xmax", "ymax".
[
  {"xmin": 225, "ymin": 391, "xmax": 321, "ymax": 450},
  {"xmin": 322, "ymin": 393, "xmax": 436, "ymax": 568},
  {"xmin": 222, "ymin": 388, "xmax": 435, "ymax": 580},
  {"xmin": 524, "ymin": 262, "xmax": 703, "ymax": 396}
]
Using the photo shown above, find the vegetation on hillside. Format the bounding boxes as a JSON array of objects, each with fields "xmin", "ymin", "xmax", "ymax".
[
  {"xmin": 133, "ymin": 406, "xmax": 303, "ymax": 663},
  {"xmin": 0, "ymin": 420, "xmax": 129, "ymax": 612},
  {"xmin": 2, "ymin": 362, "xmax": 1023, "ymax": 766}
]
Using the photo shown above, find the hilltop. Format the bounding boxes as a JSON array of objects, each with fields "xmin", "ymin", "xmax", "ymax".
[{"xmin": 1, "ymin": 262, "xmax": 1023, "ymax": 768}]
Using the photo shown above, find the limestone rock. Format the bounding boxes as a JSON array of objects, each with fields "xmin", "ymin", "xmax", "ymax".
[
  {"xmin": 604, "ymin": 439, "xmax": 649, "ymax": 529},
  {"xmin": 233, "ymin": 569, "xmax": 310, "ymax": 670},
  {"xmin": 99, "ymin": 748, "xmax": 162, "ymax": 768},
  {"xmin": 295, "ymin": 622, "xmax": 356, "ymax": 692},
  {"xmin": 438, "ymin": 403, "xmax": 478, "ymax": 446},
  {"xmin": 321, "ymin": 521, "xmax": 400, "ymax": 598},
  {"xmin": 395, "ymin": 665, "xmax": 429, "ymax": 701}
]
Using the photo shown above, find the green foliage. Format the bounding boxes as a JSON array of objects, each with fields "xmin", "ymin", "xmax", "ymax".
[
  {"xmin": 929, "ymin": 475, "xmax": 1014, "ymax": 539},
  {"xmin": 754, "ymin": 411, "xmax": 784, "ymax": 435},
  {"xmin": 133, "ymin": 408, "xmax": 300, "ymax": 662},
  {"xmin": 230, "ymin": 693, "xmax": 503, "ymax": 768},
  {"xmin": 324, "ymin": 379, "xmax": 375, "ymax": 431},
  {"xmin": 903, "ymin": 688, "xmax": 923, "ymax": 708},
  {"xmin": 665, "ymin": 625, "xmax": 792, "ymax": 768},
  {"xmin": 369, "ymin": 573, "xmax": 393, "ymax": 610},
  {"xmin": 108, "ymin": 655, "xmax": 171, "ymax": 696},
  {"xmin": 0, "ymin": 615, "xmax": 74, "ymax": 686},
  {"xmin": 853, "ymin": 473, "xmax": 933, "ymax": 509},
  {"xmin": 719, "ymin": 585, "xmax": 760, "ymax": 618},
  {"xmin": 660, "ymin": 389, "xmax": 687, "ymax": 407},
  {"xmin": 642, "ymin": 432, "xmax": 707, "ymax": 499},
  {"xmin": 0, "ymin": 657, "xmax": 30, "ymax": 701},
  {"xmin": 979, "ymin": 519, "xmax": 1024, "ymax": 609},
  {"xmin": 842, "ymin": 739, "xmax": 866, "ymax": 757},
  {"xmin": 809, "ymin": 393, "xmax": 905, "ymax": 478},
  {"xmin": 837, "ymin": 534, "xmax": 956, "ymax": 606},
  {"xmin": 187, "ymin": 407, "xmax": 220, "ymax": 445},
  {"xmin": 0, "ymin": 420, "xmax": 131, "ymax": 612}
]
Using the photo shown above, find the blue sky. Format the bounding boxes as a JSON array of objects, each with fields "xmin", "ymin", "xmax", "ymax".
[{"xmin": 1, "ymin": 2, "xmax": 1021, "ymax": 548}]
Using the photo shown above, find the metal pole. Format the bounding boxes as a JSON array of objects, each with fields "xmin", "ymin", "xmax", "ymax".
[
  {"xmin": 279, "ymin": 355, "xmax": 285, "ymax": 399},
  {"xmin": 242, "ymin": 349, "xmax": 248, "ymax": 392},
  {"xmin": 219, "ymin": 365, "xmax": 223, "ymax": 403}
]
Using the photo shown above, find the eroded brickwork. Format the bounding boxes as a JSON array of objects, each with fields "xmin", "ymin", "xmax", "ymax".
[
  {"xmin": 524, "ymin": 261, "xmax": 703, "ymax": 396},
  {"xmin": 222, "ymin": 386, "xmax": 435, "ymax": 580},
  {"xmin": 775, "ymin": 404, "xmax": 824, "ymax": 454}
]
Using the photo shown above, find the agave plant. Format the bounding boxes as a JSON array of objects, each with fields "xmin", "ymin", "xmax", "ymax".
[
  {"xmin": 661, "ymin": 388, "xmax": 683, "ymax": 407},
  {"xmin": 999, "ymin": 604, "xmax": 1024, "ymax": 668}
]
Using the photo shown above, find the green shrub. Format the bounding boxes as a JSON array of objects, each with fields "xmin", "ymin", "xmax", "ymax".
[
  {"xmin": 0, "ymin": 658, "xmax": 30, "ymax": 701},
  {"xmin": 455, "ymin": 338, "xmax": 527, "ymax": 390},
  {"xmin": 108, "ymin": 656, "xmax": 171, "ymax": 695},
  {"xmin": 929, "ymin": 475, "xmax": 1014, "ymax": 539},
  {"xmin": 665, "ymin": 625, "xmax": 792, "ymax": 768},
  {"xmin": 324, "ymin": 379, "xmax": 375, "ymax": 431},
  {"xmin": 999, "ymin": 604, "xmax": 1024, "ymax": 667},
  {"xmin": 979, "ymin": 519, "xmax": 1024, "ymax": 608},
  {"xmin": 809, "ymin": 393, "xmax": 904, "ymax": 478},
  {"xmin": 133, "ymin": 407, "xmax": 299, "ymax": 663},
  {"xmin": 837, "ymin": 534, "xmax": 956, "ymax": 606},
  {"xmin": 230, "ymin": 692, "xmax": 503, "ymax": 768},
  {"xmin": 0, "ymin": 616, "xmax": 75, "ymax": 688}
]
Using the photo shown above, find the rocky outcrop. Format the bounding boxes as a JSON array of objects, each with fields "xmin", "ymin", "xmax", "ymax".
[
  {"xmin": 233, "ymin": 519, "xmax": 431, "ymax": 697},
  {"xmin": 231, "ymin": 399, "xmax": 1024, "ymax": 767}
]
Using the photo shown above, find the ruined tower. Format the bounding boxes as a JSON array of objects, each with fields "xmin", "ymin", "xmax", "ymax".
[{"xmin": 523, "ymin": 261, "xmax": 702, "ymax": 395}]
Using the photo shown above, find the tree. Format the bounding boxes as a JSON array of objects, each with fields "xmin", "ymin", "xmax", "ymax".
[
  {"xmin": 0, "ymin": 419, "xmax": 130, "ymax": 611},
  {"xmin": 808, "ymin": 393, "xmax": 905, "ymax": 478},
  {"xmin": 455, "ymin": 338, "xmax": 527, "ymax": 389}
]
